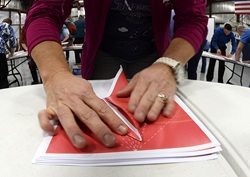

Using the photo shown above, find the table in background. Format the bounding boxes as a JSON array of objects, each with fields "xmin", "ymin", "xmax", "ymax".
[
  {"xmin": 7, "ymin": 50, "xmax": 28, "ymax": 86},
  {"xmin": 202, "ymin": 51, "xmax": 250, "ymax": 86},
  {"xmin": 62, "ymin": 44, "xmax": 83, "ymax": 51}
]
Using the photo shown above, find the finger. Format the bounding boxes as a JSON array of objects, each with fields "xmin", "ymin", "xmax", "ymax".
[
  {"xmin": 128, "ymin": 77, "xmax": 149, "ymax": 115},
  {"xmin": 147, "ymin": 94, "xmax": 167, "ymax": 122},
  {"xmin": 162, "ymin": 96, "xmax": 175, "ymax": 117},
  {"xmin": 116, "ymin": 76, "xmax": 137, "ymax": 97},
  {"xmin": 77, "ymin": 87, "xmax": 128, "ymax": 136},
  {"xmin": 38, "ymin": 108, "xmax": 58, "ymax": 135},
  {"xmin": 53, "ymin": 104, "xmax": 87, "ymax": 148},
  {"xmin": 116, "ymin": 75, "xmax": 147, "ymax": 114},
  {"xmin": 88, "ymin": 99, "xmax": 128, "ymax": 135},
  {"xmin": 69, "ymin": 99, "xmax": 118, "ymax": 147},
  {"xmin": 64, "ymin": 90, "xmax": 128, "ymax": 147},
  {"xmin": 132, "ymin": 80, "xmax": 167, "ymax": 123},
  {"xmin": 147, "ymin": 94, "xmax": 175, "ymax": 121}
]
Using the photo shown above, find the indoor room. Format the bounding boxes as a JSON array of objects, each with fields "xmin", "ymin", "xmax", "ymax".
[{"xmin": 0, "ymin": 1, "xmax": 250, "ymax": 177}]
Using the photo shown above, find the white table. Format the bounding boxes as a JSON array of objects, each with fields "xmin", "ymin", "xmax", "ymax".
[
  {"xmin": 178, "ymin": 80, "xmax": 250, "ymax": 177},
  {"xmin": 62, "ymin": 44, "xmax": 83, "ymax": 51},
  {"xmin": 1, "ymin": 80, "xmax": 249, "ymax": 177},
  {"xmin": 202, "ymin": 51, "xmax": 250, "ymax": 86},
  {"xmin": 7, "ymin": 51, "xmax": 29, "ymax": 86}
]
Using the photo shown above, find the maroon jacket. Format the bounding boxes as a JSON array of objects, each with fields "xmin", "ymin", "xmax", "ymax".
[{"xmin": 24, "ymin": 0, "xmax": 208, "ymax": 79}]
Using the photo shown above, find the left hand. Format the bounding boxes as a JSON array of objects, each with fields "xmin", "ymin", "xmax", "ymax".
[
  {"xmin": 8, "ymin": 52, "xmax": 14, "ymax": 58},
  {"xmin": 226, "ymin": 53, "xmax": 232, "ymax": 58},
  {"xmin": 216, "ymin": 49, "xmax": 221, "ymax": 55},
  {"xmin": 116, "ymin": 63, "xmax": 176, "ymax": 123}
]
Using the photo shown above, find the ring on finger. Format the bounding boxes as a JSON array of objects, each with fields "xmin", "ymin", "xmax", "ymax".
[{"xmin": 157, "ymin": 93, "xmax": 168, "ymax": 104}]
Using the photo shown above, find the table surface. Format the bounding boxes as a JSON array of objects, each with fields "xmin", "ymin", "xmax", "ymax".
[
  {"xmin": 202, "ymin": 51, "xmax": 250, "ymax": 68},
  {"xmin": 1, "ymin": 80, "xmax": 249, "ymax": 177},
  {"xmin": 177, "ymin": 80, "xmax": 250, "ymax": 177},
  {"xmin": 8, "ymin": 50, "xmax": 28, "ymax": 60},
  {"xmin": 62, "ymin": 44, "xmax": 83, "ymax": 51}
]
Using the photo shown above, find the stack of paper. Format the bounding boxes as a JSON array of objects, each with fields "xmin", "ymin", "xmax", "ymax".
[{"xmin": 33, "ymin": 67, "xmax": 221, "ymax": 166}]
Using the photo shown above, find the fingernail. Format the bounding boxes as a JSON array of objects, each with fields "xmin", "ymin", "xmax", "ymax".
[
  {"xmin": 103, "ymin": 133, "xmax": 116, "ymax": 147},
  {"xmin": 48, "ymin": 130, "xmax": 56, "ymax": 136},
  {"xmin": 118, "ymin": 125, "xmax": 128, "ymax": 134},
  {"xmin": 73, "ymin": 134, "xmax": 86, "ymax": 148},
  {"xmin": 136, "ymin": 111, "xmax": 145, "ymax": 119},
  {"xmin": 164, "ymin": 109, "xmax": 172, "ymax": 117},
  {"xmin": 129, "ymin": 104, "xmax": 136, "ymax": 112},
  {"xmin": 134, "ymin": 111, "xmax": 145, "ymax": 123},
  {"xmin": 148, "ymin": 112, "xmax": 157, "ymax": 121}
]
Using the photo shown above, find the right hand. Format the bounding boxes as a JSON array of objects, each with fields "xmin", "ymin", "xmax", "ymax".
[
  {"xmin": 38, "ymin": 71, "xmax": 128, "ymax": 148},
  {"xmin": 216, "ymin": 49, "xmax": 221, "ymax": 55},
  {"xmin": 117, "ymin": 62, "xmax": 177, "ymax": 123}
]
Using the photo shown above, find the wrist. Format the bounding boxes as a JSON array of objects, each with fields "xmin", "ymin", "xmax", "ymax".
[
  {"xmin": 154, "ymin": 57, "xmax": 185, "ymax": 84},
  {"xmin": 43, "ymin": 69, "xmax": 72, "ymax": 92},
  {"xmin": 31, "ymin": 41, "xmax": 71, "ymax": 84},
  {"xmin": 43, "ymin": 68, "xmax": 71, "ymax": 83}
]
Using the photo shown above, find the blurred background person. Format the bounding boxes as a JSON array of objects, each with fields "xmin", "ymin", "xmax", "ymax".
[
  {"xmin": 0, "ymin": 18, "xmax": 16, "ymax": 89},
  {"xmin": 206, "ymin": 23, "xmax": 236, "ymax": 83},
  {"xmin": 73, "ymin": 15, "xmax": 85, "ymax": 64},
  {"xmin": 235, "ymin": 25, "xmax": 250, "ymax": 62},
  {"xmin": 201, "ymin": 39, "xmax": 210, "ymax": 73},
  {"xmin": 60, "ymin": 24, "xmax": 70, "ymax": 61},
  {"xmin": 187, "ymin": 40, "xmax": 207, "ymax": 80},
  {"xmin": 20, "ymin": 27, "xmax": 39, "ymax": 85}
]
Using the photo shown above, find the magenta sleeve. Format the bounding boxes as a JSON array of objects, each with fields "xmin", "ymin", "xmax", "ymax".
[
  {"xmin": 24, "ymin": 0, "xmax": 73, "ymax": 54},
  {"xmin": 173, "ymin": 0, "xmax": 208, "ymax": 53}
]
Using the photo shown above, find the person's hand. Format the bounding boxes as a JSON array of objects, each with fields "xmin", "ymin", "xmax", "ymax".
[
  {"xmin": 226, "ymin": 53, "xmax": 232, "ymax": 58},
  {"xmin": 216, "ymin": 49, "xmax": 221, "ymax": 55},
  {"xmin": 38, "ymin": 71, "xmax": 128, "ymax": 148},
  {"xmin": 67, "ymin": 39, "xmax": 73, "ymax": 46},
  {"xmin": 7, "ymin": 52, "xmax": 14, "ymax": 58},
  {"xmin": 116, "ymin": 63, "xmax": 176, "ymax": 123}
]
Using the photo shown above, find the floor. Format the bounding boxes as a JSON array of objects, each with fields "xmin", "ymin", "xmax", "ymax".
[
  {"xmin": 7, "ymin": 51, "xmax": 76, "ymax": 87},
  {"xmin": 196, "ymin": 59, "xmax": 250, "ymax": 87},
  {"xmin": 7, "ymin": 51, "xmax": 250, "ymax": 89}
]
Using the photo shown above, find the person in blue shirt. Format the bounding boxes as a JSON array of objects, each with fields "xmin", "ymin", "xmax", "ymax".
[
  {"xmin": 235, "ymin": 25, "xmax": 250, "ymax": 62},
  {"xmin": 206, "ymin": 23, "xmax": 236, "ymax": 83},
  {"xmin": 187, "ymin": 40, "xmax": 206, "ymax": 80},
  {"xmin": 201, "ymin": 40, "xmax": 210, "ymax": 73},
  {"xmin": 60, "ymin": 24, "xmax": 70, "ymax": 43},
  {"xmin": 60, "ymin": 24, "xmax": 70, "ymax": 61},
  {"xmin": 0, "ymin": 18, "xmax": 16, "ymax": 89},
  {"xmin": 73, "ymin": 15, "xmax": 85, "ymax": 64}
]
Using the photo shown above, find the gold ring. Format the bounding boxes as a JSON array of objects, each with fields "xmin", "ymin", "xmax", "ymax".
[{"xmin": 157, "ymin": 93, "xmax": 168, "ymax": 104}]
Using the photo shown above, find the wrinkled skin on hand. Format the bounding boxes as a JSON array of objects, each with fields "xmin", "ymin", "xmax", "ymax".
[
  {"xmin": 38, "ymin": 63, "xmax": 176, "ymax": 149},
  {"xmin": 38, "ymin": 71, "xmax": 128, "ymax": 148},
  {"xmin": 117, "ymin": 63, "xmax": 176, "ymax": 123}
]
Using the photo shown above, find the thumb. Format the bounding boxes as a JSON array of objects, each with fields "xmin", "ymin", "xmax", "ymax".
[
  {"xmin": 116, "ymin": 79, "xmax": 136, "ymax": 97},
  {"xmin": 38, "ymin": 108, "xmax": 58, "ymax": 135}
]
